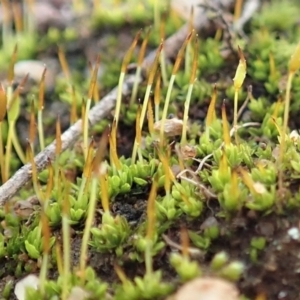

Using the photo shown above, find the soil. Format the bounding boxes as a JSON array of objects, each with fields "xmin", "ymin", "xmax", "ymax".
[
  {"xmin": 1, "ymin": 1, "xmax": 300, "ymax": 300},
  {"xmin": 4, "ymin": 205, "xmax": 300, "ymax": 299}
]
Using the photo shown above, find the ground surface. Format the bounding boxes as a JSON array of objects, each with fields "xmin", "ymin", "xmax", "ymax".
[{"xmin": 1, "ymin": 1, "xmax": 300, "ymax": 299}]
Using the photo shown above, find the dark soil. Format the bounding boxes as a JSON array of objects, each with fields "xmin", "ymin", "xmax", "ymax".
[
  {"xmin": 49, "ymin": 197, "xmax": 300, "ymax": 300},
  {"xmin": 60, "ymin": 204, "xmax": 300, "ymax": 299}
]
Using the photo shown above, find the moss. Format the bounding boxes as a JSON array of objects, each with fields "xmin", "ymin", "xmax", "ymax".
[
  {"xmin": 2, "ymin": 1, "xmax": 300, "ymax": 299},
  {"xmin": 252, "ymin": 0, "xmax": 300, "ymax": 32}
]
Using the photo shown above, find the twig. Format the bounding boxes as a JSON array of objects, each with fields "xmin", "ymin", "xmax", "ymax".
[
  {"xmin": 180, "ymin": 176, "xmax": 218, "ymax": 199},
  {"xmin": 162, "ymin": 234, "xmax": 203, "ymax": 257},
  {"xmin": 0, "ymin": 0, "xmax": 236, "ymax": 206},
  {"xmin": 237, "ymin": 85, "xmax": 253, "ymax": 121}
]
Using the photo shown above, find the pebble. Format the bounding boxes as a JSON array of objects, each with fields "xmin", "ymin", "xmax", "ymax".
[
  {"xmin": 287, "ymin": 227, "xmax": 300, "ymax": 241},
  {"xmin": 173, "ymin": 277, "xmax": 240, "ymax": 300},
  {"xmin": 14, "ymin": 59, "xmax": 59, "ymax": 92},
  {"xmin": 14, "ymin": 274, "xmax": 40, "ymax": 300}
]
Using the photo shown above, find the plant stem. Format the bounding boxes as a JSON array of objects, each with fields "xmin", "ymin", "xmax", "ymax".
[
  {"xmin": 132, "ymin": 84, "xmax": 152, "ymax": 163},
  {"xmin": 39, "ymin": 253, "xmax": 48, "ymax": 295},
  {"xmin": 4, "ymin": 84, "xmax": 14, "ymax": 177},
  {"xmin": 62, "ymin": 212, "xmax": 70, "ymax": 300},
  {"xmin": 278, "ymin": 71, "xmax": 294, "ymax": 190},
  {"xmin": 181, "ymin": 83, "xmax": 193, "ymax": 145},
  {"xmin": 160, "ymin": 75, "xmax": 175, "ymax": 146},
  {"xmin": 115, "ymin": 30, "xmax": 141, "ymax": 126},
  {"xmin": 160, "ymin": 49, "xmax": 168, "ymax": 87},
  {"xmin": 130, "ymin": 28, "xmax": 151, "ymax": 105},
  {"xmin": 77, "ymin": 176, "xmax": 87, "ymax": 202},
  {"xmin": 80, "ymin": 176, "xmax": 98, "ymax": 281},
  {"xmin": 29, "ymin": 146, "xmax": 44, "ymax": 202},
  {"xmin": 155, "ymin": 104, "xmax": 160, "ymax": 123},
  {"xmin": 145, "ymin": 239, "xmax": 153, "ymax": 276},
  {"xmin": 130, "ymin": 66, "xmax": 142, "ymax": 105},
  {"xmin": 282, "ymin": 72, "xmax": 294, "ymax": 138},
  {"xmin": 233, "ymin": 89, "xmax": 239, "ymax": 145},
  {"xmin": 5, "ymin": 125, "xmax": 13, "ymax": 178},
  {"xmin": 140, "ymin": 85, "xmax": 153, "ymax": 126},
  {"xmin": 183, "ymin": 35, "xmax": 198, "ymax": 145},
  {"xmin": 114, "ymin": 72, "xmax": 125, "ymax": 126},
  {"xmin": 83, "ymin": 98, "xmax": 92, "ymax": 159},
  {"xmin": 137, "ymin": 148, "xmax": 143, "ymax": 163},
  {"xmin": 12, "ymin": 126, "xmax": 26, "ymax": 163},
  {"xmin": 154, "ymin": 72, "xmax": 161, "ymax": 122},
  {"xmin": 185, "ymin": 42, "xmax": 191, "ymax": 77},
  {"xmin": 38, "ymin": 110, "xmax": 45, "ymax": 151},
  {"xmin": 0, "ymin": 122, "xmax": 6, "ymax": 183}
]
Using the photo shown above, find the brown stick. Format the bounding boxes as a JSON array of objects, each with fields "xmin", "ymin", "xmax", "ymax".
[{"xmin": 0, "ymin": 0, "xmax": 235, "ymax": 206}]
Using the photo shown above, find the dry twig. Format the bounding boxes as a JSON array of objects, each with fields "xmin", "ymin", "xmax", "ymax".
[{"xmin": 162, "ymin": 234, "xmax": 202, "ymax": 257}]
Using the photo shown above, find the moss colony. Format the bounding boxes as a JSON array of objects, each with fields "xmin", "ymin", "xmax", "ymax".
[{"xmin": 1, "ymin": 0, "xmax": 300, "ymax": 299}]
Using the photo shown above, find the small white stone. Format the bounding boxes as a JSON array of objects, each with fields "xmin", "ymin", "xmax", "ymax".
[
  {"xmin": 173, "ymin": 277, "xmax": 240, "ymax": 300},
  {"xmin": 287, "ymin": 227, "xmax": 300, "ymax": 240},
  {"xmin": 15, "ymin": 274, "xmax": 40, "ymax": 300}
]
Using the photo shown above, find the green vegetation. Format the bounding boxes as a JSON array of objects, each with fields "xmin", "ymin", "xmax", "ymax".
[{"xmin": 1, "ymin": 0, "xmax": 300, "ymax": 299}]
